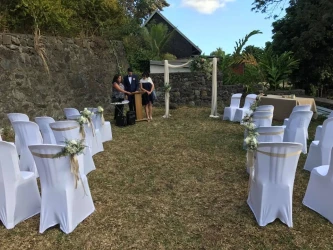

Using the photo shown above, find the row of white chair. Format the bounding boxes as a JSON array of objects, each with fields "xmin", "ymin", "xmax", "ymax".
[
  {"xmin": 223, "ymin": 96, "xmax": 319, "ymax": 227},
  {"xmin": 246, "ymin": 104, "xmax": 333, "ymax": 227},
  {"xmin": 0, "ymin": 107, "xmax": 113, "ymax": 233},
  {"xmin": 223, "ymin": 93, "xmax": 257, "ymax": 122},
  {"xmin": 0, "ymin": 141, "xmax": 95, "ymax": 234}
]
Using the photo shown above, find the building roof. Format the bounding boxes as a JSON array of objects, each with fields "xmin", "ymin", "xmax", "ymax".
[{"xmin": 142, "ymin": 10, "xmax": 202, "ymax": 54}]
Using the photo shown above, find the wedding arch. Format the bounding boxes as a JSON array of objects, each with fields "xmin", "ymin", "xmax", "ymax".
[{"xmin": 162, "ymin": 57, "xmax": 218, "ymax": 118}]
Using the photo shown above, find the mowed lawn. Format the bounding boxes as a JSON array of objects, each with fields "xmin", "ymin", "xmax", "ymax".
[{"xmin": 1, "ymin": 106, "xmax": 333, "ymax": 249}]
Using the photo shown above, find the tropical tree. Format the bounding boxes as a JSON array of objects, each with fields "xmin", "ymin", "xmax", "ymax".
[
  {"xmin": 118, "ymin": 0, "xmax": 169, "ymax": 21},
  {"xmin": 241, "ymin": 48, "xmax": 299, "ymax": 90},
  {"xmin": 271, "ymin": 0, "xmax": 333, "ymax": 91},
  {"xmin": 210, "ymin": 47, "xmax": 226, "ymax": 58},
  {"xmin": 233, "ymin": 30, "xmax": 262, "ymax": 57},
  {"xmin": 243, "ymin": 45, "xmax": 264, "ymax": 61},
  {"xmin": 251, "ymin": 0, "xmax": 289, "ymax": 18},
  {"xmin": 261, "ymin": 50, "xmax": 299, "ymax": 90},
  {"xmin": 142, "ymin": 22, "xmax": 175, "ymax": 60}
]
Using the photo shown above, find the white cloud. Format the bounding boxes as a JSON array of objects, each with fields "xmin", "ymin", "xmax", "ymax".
[{"xmin": 181, "ymin": 0, "xmax": 235, "ymax": 14}]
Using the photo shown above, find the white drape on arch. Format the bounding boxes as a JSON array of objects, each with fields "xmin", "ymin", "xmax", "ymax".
[
  {"xmin": 210, "ymin": 57, "xmax": 218, "ymax": 118},
  {"xmin": 162, "ymin": 58, "xmax": 218, "ymax": 118}
]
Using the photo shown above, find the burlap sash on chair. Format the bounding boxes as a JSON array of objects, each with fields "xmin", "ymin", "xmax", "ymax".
[
  {"xmin": 259, "ymin": 131, "xmax": 284, "ymax": 135},
  {"xmin": 100, "ymin": 113, "xmax": 105, "ymax": 125},
  {"xmin": 255, "ymin": 115, "xmax": 273, "ymax": 119},
  {"xmin": 79, "ymin": 125, "xmax": 86, "ymax": 139},
  {"xmin": 31, "ymin": 151, "xmax": 85, "ymax": 194},
  {"xmin": 256, "ymin": 150, "xmax": 302, "ymax": 158},
  {"xmin": 88, "ymin": 118, "xmax": 96, "ymax": 137},
  {"xmin": 247, "ymin": 149, "xmax": 302, "ymax": 193},
  {"xmin": 50, "ymin": 125, "xmax": 79, "ymax": 131}
]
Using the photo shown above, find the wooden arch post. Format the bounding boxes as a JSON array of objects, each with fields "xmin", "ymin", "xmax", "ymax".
[{"xmin": 162, "ymin": 58, "xmax": 218, "ymax": 118}]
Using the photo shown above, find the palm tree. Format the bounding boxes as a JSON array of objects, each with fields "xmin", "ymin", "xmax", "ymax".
[
  {"xmin": 240, "ymin": 48, "xmax": 299, "ymax": 91},
  {"xmin": 258, "ymin": 48, "xmax": 300, "ymax": 90},
  {"xmin": 142, "ymin": 22, "xmax": 175, "ymax": 60}
]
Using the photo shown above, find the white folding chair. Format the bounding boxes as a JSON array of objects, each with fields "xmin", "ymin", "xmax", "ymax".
[
  {"xmin": 283, "ymin": 110, "xmax": 313, "ymax": 154},
  {"xmin": 247, "ymin": 142, "xmax": 302, "ymax": 227},
  {"xmin": 7, "ymin": 113, "xmax": 29, "ymax": 155},
  {"xmin": 11, "ymin": 121, "xmax": 42, "ymax": 175},
  {"xmin": 304, "ymin": 118, "xmax": 333, "ymax": 171},
  {"xmin": 234, "ymin": 94, "xmax": 257, "ymax": 122},
  {"xmin": 223, "ymin": 93, "xmax": 242, "ymax": 121},
  {"xmin": 29, "ymin": 144, "xmax": 95, "ymax": 234},
  {"xmin": 0, "ymin": 141, "xmax": 40, "ymax": 229},
  {"xmin": 314, "ymin": 111, "xmax": 333, "ymax": 141},
  {"xmin": 283, "ymin": 105, "xmax": 311, "ymax": 126},
  {"xmin": 303, "ymin": 148, "xmax": 333, "ymax": 224},
  {"xmin": 257, "ymin": 126, "xmax": 284, "ymax": 143},
  {"xmin": 49, "ymin": 121, "xmax": 96, "ymax": 175},
  {"xmin": 64, "ymin": 108, "xmax": 80, "ymax": 119},
  {"xmin": 35, "ymin": 117, "xmax": 57, "ymax": 144},
  {"xmin": 252, "ymin": 111, "xmax": 273, "ymax": 128}
]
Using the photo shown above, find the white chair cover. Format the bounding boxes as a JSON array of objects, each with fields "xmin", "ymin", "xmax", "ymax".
[
  {"xmin": 223, "ymin": 93, "xmax": 242, "ymax": 121},
  {"xmin": 49, "ymin": 121, "xmax": 96, "ymax": 175},
  {"xmin": 256, "ymin": 105, "xmax": 274, "ymax": 113},
  {"xmin": 303, "ymin": 148, "xmax": 333, "ymax": 223},
  {"xmin": 314, "ymin": 111, "xmax": 333, "ymax": 141},
  {"xmin": 283, "ymin": 110, "xmax": 313, "ymax": 154},
  {"xmin": 257, "ymin": 126, "xmax": 284, "ymax": 143},
  {"xmin": 67, "ymin": 114, "xmax": 103, "ymax": 156},
  {"xmin": 252, "ymin": 111, "xmax": 273, "ymax": 128},
  {"xmin": 35, "ymin": 117, "xmax": 56, "ymax": 144},
  {"xmin": 0, "ymin": 141, "xmax": 40, "ymax": 229},
  {"xmin": 304, "ymin": 117, "xmax": 333, "ymax": 171},
  {"xmin": 234, "ymin": 94, "xmax": 257, "ymax": 122},
  {"xmin": 90, "ymin": 113, "xmax": 104, "ymax": 153},
  {"xmin": 29, "ymin": 144, "xmax": 95, "ymax": 234},
  {"xmin": 247, "ymin": 142, "xmax": 302, "ymax": 227},
  {"xmin": 7, "ymin": 113, "xmax": 29, "ymax": 155},
  {"xmin": 11, "ymin": 121, "xmax": 42, "ymax": 175},
  {"xmin": 283, "ymin": 105, "xmax": 311, "ymax": 126},
  {"xmin": 101, "ymin": 120, "xmax": 112, "ymax": 142},
  {"xmin": 64, "ymin": 108, "xmax": 80, "ymax": 119}
]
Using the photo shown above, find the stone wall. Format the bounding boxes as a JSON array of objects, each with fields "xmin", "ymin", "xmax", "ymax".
[
  {"xmin": 0, "ymin": 33, "xmax": 128, "ymax": 127},
  {"xmin": 150, "ymin": 72, "xmax": 244, "ymax": 107},
  {"xmin": 150, "ymin": 72, "xmax": 307, "ymax": 108}
]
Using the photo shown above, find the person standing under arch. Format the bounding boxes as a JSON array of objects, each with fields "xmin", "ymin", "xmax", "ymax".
[
  {"xmin": 123, "ymin": 68, "xmax": 139, "ymax": 114},
  {"xmin": 140, "ymin": 72, "xmax": 155, "ymax": 121}
]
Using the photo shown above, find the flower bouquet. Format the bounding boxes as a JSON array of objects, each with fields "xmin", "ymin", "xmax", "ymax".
[
  {"xmin": 80, "ymin": 108, "xmax": 95, "ymax": 136},
  {"xmin": 164, "ymin": 82, "xmax": 172, "ymax": 92},
  {"xmin": 76, "ymin": 115, "xmax": 88, "ymax": 139},
  {"xmin": 54, "ymin": 139, "xmax": 86, "ymax": 189},
  {"xmin": 96, "ymin": 106, "xmax": 105, "ymax": 125},
  {"xmin": 190, "ymin": 56, "xmax": 213, "ymax": 79}
]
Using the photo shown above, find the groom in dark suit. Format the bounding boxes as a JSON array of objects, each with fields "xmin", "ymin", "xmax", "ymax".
[{"xmin": 123, "ymin": 68, "xmax": 139, "ymax": 112}]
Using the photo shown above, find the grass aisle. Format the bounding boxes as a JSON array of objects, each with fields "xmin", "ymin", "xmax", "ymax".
[{"xmin": 1, "ymin": 107, "xmax": 333, "ymax": 249}]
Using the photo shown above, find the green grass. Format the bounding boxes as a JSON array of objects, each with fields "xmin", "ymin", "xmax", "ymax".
[{"xmin": 1, "ymin": 106, "xmax": 332, "ymax": 249}]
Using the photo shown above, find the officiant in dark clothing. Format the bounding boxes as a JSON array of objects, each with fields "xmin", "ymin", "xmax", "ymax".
[{"xmin": 123, "ymin": 68, "xmax": 139, "ymax": 112}]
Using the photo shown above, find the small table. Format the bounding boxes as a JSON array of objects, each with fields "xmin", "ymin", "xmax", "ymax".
[
  {"xmin": 110, "ymin": 100, "xmax": 129, "ymax": 117},
  {"xmin": 260, "ymin": 95, "xmax": 317, "ymax": 121}
]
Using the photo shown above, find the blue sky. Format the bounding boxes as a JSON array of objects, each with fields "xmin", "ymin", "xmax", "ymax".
[{"xmin": 161, "ymin": 0, "xmax": 284, "ymax": 55}]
